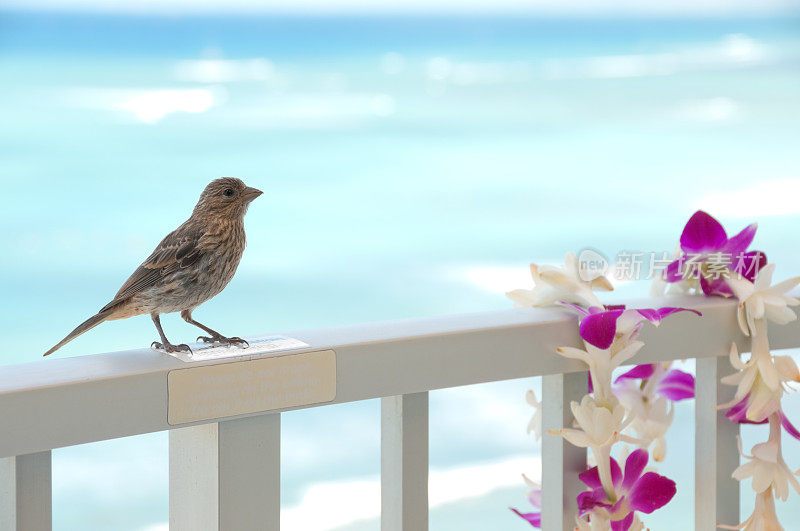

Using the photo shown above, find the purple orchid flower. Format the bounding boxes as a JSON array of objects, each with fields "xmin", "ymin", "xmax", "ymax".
[
  {"xmin": 577, "ymin": 449, "xmax": 676, "ymax": 531},
  {"xmin": 564, "ymin": 304, "xmax": 702, "ymax": 350},
  {"xmin": 724, "ymin": 395, "xmax": 800, "ymax": 441},
  {"xmin": 662, "ymin": 210, "xmax": 766, "ymax": 296},
  {"xmin": 615, "ymin": 364, "xmax": 695, "ymax": 401},
  {"xmin": 511, "ymin": 487, "xmax": 541, "ymax": 528}
]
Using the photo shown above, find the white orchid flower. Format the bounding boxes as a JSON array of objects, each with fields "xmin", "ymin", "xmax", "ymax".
[
  {"xmin": 575, "ymin": 514, "xmax": 611, "ymax": 531},
  {"xmin": 650, "ymin": 245, "xmax": 701, "ymax": 296},
  {"xmin": 549, "ymin": 395, "xmax": 644, "ymax": 500},
  {"xmin": 719, "ymin": 487, "xmax": 783, "ymax": 531},
  {"xmin": 628, "ymin": 397, "xmax": 674, "ymax": 462},
  {"xmin": 526, "ymin": 389, "xmax": 543, "ymax": 441},
  {"xmin": 732, "ymin": 436, "xmax": 800, "ymax": 502},
  {"xmin": 557, "ymin": 341, "xmax": 644, "ymax": 406},
  {"xmin": 720, "ymin": 342, "xmax": 799, "ymax": 422},
  {"xmin": 507, "ymin": 252, "xmax": 612, "ymax": 309},
  {"xmin": 724, "ymin": 263, "xmax": 800, "ymax": 337},
  {"xmin": 554, "ymin": 395, "xmax": 628, "ymax": 449}
]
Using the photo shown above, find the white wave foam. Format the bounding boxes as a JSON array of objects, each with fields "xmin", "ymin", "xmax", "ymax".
[
  {"xmin": 449, "ymin": 264, "xmax": 536, "ymax": 294},
  {"xmin": 67, "ymin": 86, "xmax": 224, "ymax": 124},
  {"xmin": 282, "ymin": 456, "xmax": 541, "ymax": 529},
  {"xmin": 214, "ymin": 92, "xmax": 397, "ymax": 130},
  {"xmin": 138, "ymin": 455, "xmax": 539, "ymax": 531},
  {"xmin": 173, "ymin": 58, "xmax": 276, "ymax": 83},
  {"xmin": 426, "ymin": 57, "xmax": 532, "ymax": 85},
  {"xmin": 676, "ymin": 97, "xmax": 743, "ymax": 122},
  {"xmin": 542, "ymin": 34, "xmax": 772, "ymax": 80}
]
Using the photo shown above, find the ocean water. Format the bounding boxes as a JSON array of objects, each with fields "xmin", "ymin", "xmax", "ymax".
[{"xmin": 1, "ymin": 12, "xmax": 800, "ymax": 529}]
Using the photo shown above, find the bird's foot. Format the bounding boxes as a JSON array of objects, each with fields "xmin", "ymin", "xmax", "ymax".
[
  {"xmin": 197, "ymin": 335, "xmax": 249, "ymax": 348},
  {"xmin": 151, "ymin": 341, "xmax": 193, "ymax": 354}
]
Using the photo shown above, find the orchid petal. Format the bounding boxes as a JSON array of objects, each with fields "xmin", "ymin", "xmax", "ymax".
[
  {"xmin": 657, "ymin": 370, "xmax": 695, "ymax": 401},
  {"xmin": 579, "ymin": 309, "xmax": 624, "ymax": 350},
  {"xmin": 560, "ymin": 428, "xmax": 592, "ymax": 448},
  {"xmin": 538, "ymin": 269, "xmax": 571, "ymax": 286},
  {"xmin": 510, "ymin": 507, "xmax": 541, "ymax": 528},
  {"xmin": 591, "ymin": 276, "xmax": 614, "ymax": 292},
  {"xmin": 725, "ymin": 396, "xmax": 767, "ymax": 424},
  {"xmin": 610, "ymin": 456, "xmax": 623, "ymax": 487},
  {"xmin": 622, "ymin": 449, "xmax": 649, "ymax": 491},
  {"xmin": 633, "ymin": 308, "xmax": 661, "ymax": 325},
  {"xmin": 700, "ymin": 275, "xmax": 734, "ymax": 297},
  {"xmin": 578, "ymin": 466, "xmax": 603, "ymax": 489},
  {"xmin": 615, "ymin": 364, "xmax": 656, "ymax": 383},
  {"xmin": 740, "ymin": 251, "xmax": 768, "ymax": 282},
  {"xmin": 559, "ymin": 301, "xmax": 592, "ymax": 317},
  {"xmin": 680, "ymin": 210, "xmax": 728, "ymax": 253},
  {"xmin": 754, "ymin": 262, "xmax": 775, "ymax": 289},
  {"xmin": 507, "ymin": 289, "xmax": 538, "ymax": 307},
  {"xmin": 613, "ymin": 341, "xmax": 645, "ymax": 367},
  {"xmin": 774, "ymin": 355, "xmax": 800, "ymax": 383},
  {"xmin": 656, "ymin": 307, "xmax": 703, "ymax": 320},
  {"xmin": 629, "ymin": 472, "xmax": 677, "ymax": 513},
  {"xmin": 529, "ymin": 264, "xmax": 540, "ymax": 281},
  {"xmin": 663, "ymin": 259, "xmax": 684, "ymax": 283},
  {"xmin": 557, "ymin": 347, "xmax": 592, "ymax": 367},
  {"xmin": 577, "ymin": 489, "xmax": 612, "ymax": 514},
  {"xmin": 781, "ymin": 413, "xmax": 800, "ymax": 441},
  {"xmin": 616, "ymin": 309, "xmax": 648, "ymax": 334},
  {"xmin": 737, "ymin": 306, "xmax": 750, "ymax": 336},
  {"xmin": 765, "ymin": 305, "xmax": 797, "ymax": 325},
  {"xmin": 767, "ymin": 276, "xmax": 800, "ymax": 296},
  {"xmin": 528, "ymin": 488, "xmax": 542, "ymax": 508},
  {"xmin": 580, "ymin": 458, "xmax": 623, "ymax": 489},
  {"xmin": 610, "ymin": 512, "xmax": 634, "ymax": 531},
  {"xmin": 721, "ymin": 223, "xmax": 757, "ymax": 257}
]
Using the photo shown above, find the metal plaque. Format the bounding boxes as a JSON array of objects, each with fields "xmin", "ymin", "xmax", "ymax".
[{"xmin": 167, "ymin": 349, "xmax": 336, "ymax": 424}]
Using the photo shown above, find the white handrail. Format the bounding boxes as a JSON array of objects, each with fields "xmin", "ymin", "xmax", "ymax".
[
  {"xmin": 4, "ymin": 293, "xmax": 796, "ymax": 458},
  {"xmin": 1, "ymin": 291, "xmax": 798, "ymax": 530}
]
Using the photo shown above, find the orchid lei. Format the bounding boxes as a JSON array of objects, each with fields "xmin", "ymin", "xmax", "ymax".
[
  {"xmin": 507, "ymin": 252, "xmax": 696, "ymax": 529},
  {"xmin": 655, "ymin": 211, "xmax": 800, "ymax": 530}
]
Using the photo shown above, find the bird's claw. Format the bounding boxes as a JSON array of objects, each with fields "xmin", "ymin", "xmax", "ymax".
[
  {"xmin": 151, "ymin": 341, "xmax": 193, "ymax": 354},
  {"xmin": 197, "ymin": 335, "xmax": 249, "ymax": 348},
  {"xmin": 228, "ymin": 336, "xmax": 249, "ymax": 348}
]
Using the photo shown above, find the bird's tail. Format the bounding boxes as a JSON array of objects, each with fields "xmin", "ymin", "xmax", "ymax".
[{"xmin": 44, "ymin": 307, "xmax": 115, "ymax": 357}]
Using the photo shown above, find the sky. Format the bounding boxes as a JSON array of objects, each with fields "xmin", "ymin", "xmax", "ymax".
[{"xmin": 0, "ymin": 0, "xmax": 798, "ymax": 16}]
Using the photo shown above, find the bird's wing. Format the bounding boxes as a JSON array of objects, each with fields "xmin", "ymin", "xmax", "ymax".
[{"xmin": 99, "ymin": 222, "xmax": 204, "ymax": 312}]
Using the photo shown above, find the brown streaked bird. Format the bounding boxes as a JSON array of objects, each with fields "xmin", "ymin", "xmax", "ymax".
[{"xmin": 44, "ymin": 177, "xmax": 262, "ymax": 356}]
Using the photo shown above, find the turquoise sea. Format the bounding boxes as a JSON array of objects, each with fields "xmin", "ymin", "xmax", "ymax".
[{"xmin": 1, "ymin": 12, "xmax": 800, "ymax": 529}]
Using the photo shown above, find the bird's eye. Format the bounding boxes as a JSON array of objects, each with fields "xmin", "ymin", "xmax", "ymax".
[{"xmin": 223, "ymin": 188, "xmax": 234, "ymax": 197}]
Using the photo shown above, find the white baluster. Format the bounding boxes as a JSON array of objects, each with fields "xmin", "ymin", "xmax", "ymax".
[
  {"xmin": 169, "ymin": 414, "xmax": 281, "ymax": 531},
  {"xmin": 0, "ymin": 451, "xmax": 52, "ymax": 531},
  {"xmin": 542, "ymin": 373, "xmax": 586, "ymax": 531},
  {"xmin": 381, "ymin": 392, "xmax": 429, "ymax": 531},
  {"xmin": 695, "ymin": 356, "xmax": 740, "ymax": 530}
]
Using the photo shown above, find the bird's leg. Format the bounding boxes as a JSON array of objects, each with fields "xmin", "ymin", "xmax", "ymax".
[
  {"xmin": 150, "ymin": 313, "xmax": 192, "ymax": 354},
  {"xmin": 181, "ymin": 310, "xmax": 249, "ymax": 348}
]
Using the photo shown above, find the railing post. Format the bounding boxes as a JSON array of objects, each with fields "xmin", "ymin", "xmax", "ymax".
[
  {"xmin": 695, "ymin": 356, "xmax": 740, "ymax": 530},
  {"xmin": 169, "ymin": 413, "xmax": 281, "ymax": 531},
  {"xmin": 381, "ymin": 392, "xmax": 429, "ymax": 531},
  {"xmin": 542, "ymin": 373, "xmax": 586, "ymax": 531},
  {"xmin": 0, "ymin": 451, "xmax": 52, "ymax": 531}
]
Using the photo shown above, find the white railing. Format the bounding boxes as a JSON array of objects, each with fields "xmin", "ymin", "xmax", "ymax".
[{"xmin": 1, "ymin": 292, "xmax": 799, "ymax": 531}]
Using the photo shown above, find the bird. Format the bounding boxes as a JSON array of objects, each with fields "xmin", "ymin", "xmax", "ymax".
[{"xmin": 44, "ymin": 177, "xmax": 262, "ymax": 356}]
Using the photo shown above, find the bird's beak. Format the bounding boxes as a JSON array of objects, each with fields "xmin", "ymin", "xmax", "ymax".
[{"xmin": 242, "ymin": 187, "xmax": 263, "ymax": 203}]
